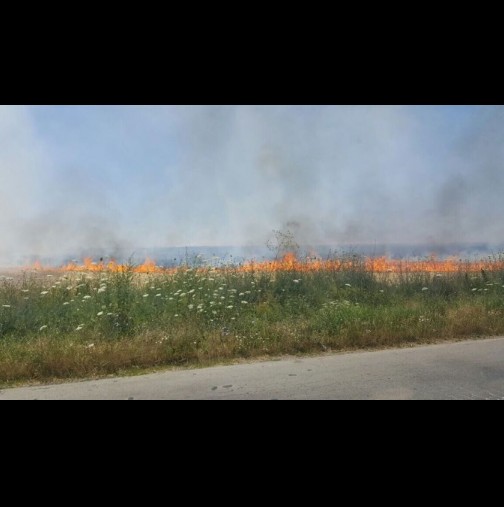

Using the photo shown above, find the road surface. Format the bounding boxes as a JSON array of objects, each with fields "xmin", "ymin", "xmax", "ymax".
[{"xmin": 2, "ymin": 337, "xmax": 504, "ymax": 399}]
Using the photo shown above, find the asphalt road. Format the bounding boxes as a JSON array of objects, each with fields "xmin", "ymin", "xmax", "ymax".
[{"xmin": 2, "ymin": 337, "xmax": 504, "ymax": 400}]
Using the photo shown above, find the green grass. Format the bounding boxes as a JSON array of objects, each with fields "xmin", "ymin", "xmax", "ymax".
[{"xmin": 2, "ymin": 259, "xmax": 504, "ymax": 386}]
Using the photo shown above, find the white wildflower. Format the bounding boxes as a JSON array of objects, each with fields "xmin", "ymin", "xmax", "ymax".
[
  {"xmin": 421, "ymin": 287, "xmax": 429, "ymax": 291},
  {"xmin": 40, "ymin": 291, "xmax": 48, "ymax": 295},
  {"xmin": 83, "ymin": 295, "xmax": 91, "ymax": 299},
  {"xmin": 39, "ymin": 325, "xmax": 48, "ymax": 331},
  {"xmin": 2, "ymin": 305, "xmax": 11, "ymax": 308},
  {"xmin": 97, "ymin": 311, "xmax": 104, "ymax": 316},
  {"xmin": 226, "ymin": 305, "xmax": 234, "ymax": 309}
]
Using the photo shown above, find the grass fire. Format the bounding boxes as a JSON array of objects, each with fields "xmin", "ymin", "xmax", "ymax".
[
  {"xmin": 2, "ymin": 248, "xmax": 504, "ymax": 386},
  {"xmin": 26, "ymin": 251, "xmax": 504, "ymax": 275}
]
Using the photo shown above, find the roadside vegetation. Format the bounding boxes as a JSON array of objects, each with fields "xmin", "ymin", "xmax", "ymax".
[{"xmin": 2, "ymin": 250, "xmax": 504, "ymax": 385}]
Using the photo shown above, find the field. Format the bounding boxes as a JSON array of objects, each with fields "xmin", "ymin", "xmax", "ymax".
[{"xmin": 2, "ymin": 252, "xmax": 504, "ymax": 386}]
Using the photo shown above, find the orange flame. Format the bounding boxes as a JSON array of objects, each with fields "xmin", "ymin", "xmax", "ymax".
[
  {"xmin": 25, "ymin": 252, "xmax": 504, "ymax": 275},
  {"xmin": 54, "ymin": 256, "xmax": 167, "ymax": 274}
]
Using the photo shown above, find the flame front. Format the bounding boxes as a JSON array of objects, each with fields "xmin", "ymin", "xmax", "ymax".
[
  {"xmin": 56, "ymin": 257, "xmax": 165, "ymax": 274},
  {"xmin": 241, "ymin": 254, "xmax": 504, "ymax": 273},
  {"xmin": 26, "ymin": 252, "xmax": 504, "ymax": 275}
]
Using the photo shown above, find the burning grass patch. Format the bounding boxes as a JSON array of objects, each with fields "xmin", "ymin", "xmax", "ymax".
[{"xmin": 2, "ymin": 255, "xmax": 504, "ymax": 386}]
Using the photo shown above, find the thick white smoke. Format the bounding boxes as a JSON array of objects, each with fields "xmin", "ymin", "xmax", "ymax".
[
  {"xmin": 0, "ymin": 106, "xmax": 50, "ymax": 264},
  {"xmin": 1, "ymin": 105, "xmax": 503, "ymax": 265},
  {"xmin": 158, "ymin": 105, "xmax": 502, "ymax": 250}
]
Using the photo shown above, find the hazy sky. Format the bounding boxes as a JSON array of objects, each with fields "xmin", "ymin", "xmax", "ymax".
[{"xmin": 0, "ymin": 105, "xmax": 502, "ymax": 262}]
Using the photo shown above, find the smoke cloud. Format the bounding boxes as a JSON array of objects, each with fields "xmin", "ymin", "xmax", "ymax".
[{"xmin": 1, "ymin": 105, "xmax": 503, "ymax": 264}]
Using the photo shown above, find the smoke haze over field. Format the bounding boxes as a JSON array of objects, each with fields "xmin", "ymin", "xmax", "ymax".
[{"xmin": 1, "ymin": 105, "xmax": 503, "ymax": 264}]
